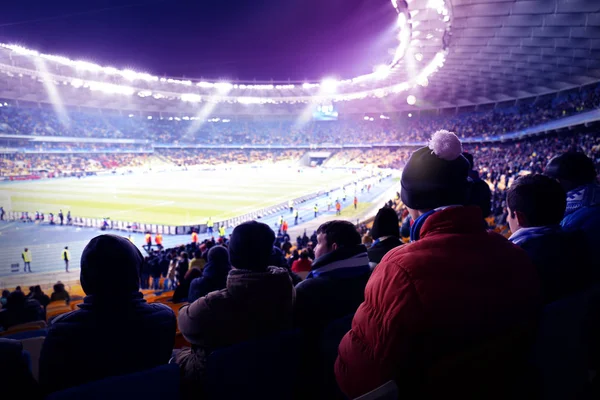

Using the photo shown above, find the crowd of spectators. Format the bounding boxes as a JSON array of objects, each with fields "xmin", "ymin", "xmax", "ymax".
[
  {"xmin": 2, "ymin": 129, "xmax": 599, "ymax": 399},
  {"xmin": 1, "ymin": 82, "xmax": 598, "ymax": 146},
  {"xmin": 0, "ymin": 153, "xmax": 157, "ymax": 177}
]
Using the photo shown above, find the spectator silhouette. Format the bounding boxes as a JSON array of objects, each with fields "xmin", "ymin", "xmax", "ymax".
[
  {"xmin": 507, "ymin": 174, "xmax": 594, "ymax": 303},
  {"xmin": 336, "ymin": 131, "xmax": 542, "ymax": 398},
  {"xmin": 175, "ymin": 221, "xmax": 294, "ymax": 396},
  {"xmin": 39, "ymin": 234, "xmax": 176, "ymax": 394}
]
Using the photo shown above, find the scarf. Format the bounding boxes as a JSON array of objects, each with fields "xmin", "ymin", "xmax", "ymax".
[
  {"xmin": 410, "ymin": 206, "xmax": 462, "ymax": 242},
  {"xmin": 308, "ymin": 245, "xmax": 370, "ymax": 279},
  {"xmin": 565, "ymin": 184, "xmax": 600, "ymax": 217},
  {"xmin": 508, "ymin": 225, "xmax": 561, "ymax": 246}
]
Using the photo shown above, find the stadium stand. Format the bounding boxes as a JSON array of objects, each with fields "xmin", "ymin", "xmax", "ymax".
[{"xmin": 1, "ymin": 1, "xmax": 600, "ymax": 397}]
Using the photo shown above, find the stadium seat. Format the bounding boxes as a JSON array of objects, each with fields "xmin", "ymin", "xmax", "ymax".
[
  {"xmin": 1, "ymin": 328, "xmax": 47, "ymax": 340},
  {"xmin": 531, "ymin": 284, "xmax": 600, "ymax": 400},
  {"xmin": 45, "ymin": 363, "xmax": 180, "ymax": 400},
  {"xmin": 46, "ymin": 306, "xmax": 72, "ymax": 321},
  {"xmin": 203, "ymin": 329, "xmax": 301, "ymax": 400},
  {"xmin": 0, "ymin": 320, "xmax": 47, "ymax": 336},
  {"xmin": 174, "ymin": 331, "xmax": 191, "ymax": 349},
  {"xmin": 69, "ymin": 299, "xmax": 84, "ymax": 310},
  {"xmin": 353, "ymin": 381, "xmax": 398, "ymax": 400},
  {"xmin": 20, "ymin": 336, "xmax": 45, "ymax": 381}
]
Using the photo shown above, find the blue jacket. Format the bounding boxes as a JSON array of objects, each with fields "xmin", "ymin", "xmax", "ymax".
[
  {"xmin": 562, "ymin": 184, "xmax": 600, "ymax": 268},
  {"xmin": 39, "ymin": 291, "xmax": 176, "ymax": 394},
  {"xmin": 510, "ymin": 226, "xmax": 594, "ymax": 304}
]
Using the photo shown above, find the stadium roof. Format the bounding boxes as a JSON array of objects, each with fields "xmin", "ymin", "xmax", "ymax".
[
  {"xmin": 0, "ymin": 0, "xmax": 599, "ymax": 112},
  {"xmin": 424, "ymin": 0, "xmax": 600, "ymax": 107}
]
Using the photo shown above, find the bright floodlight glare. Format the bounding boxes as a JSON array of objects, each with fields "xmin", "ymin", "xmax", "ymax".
[
  {"xmin": 407, "ymin": 95, "xmax": 417, "ymax": 105},
  {"xmin": 397, "ymin": 13, "xmax": 406, "ymax": 28},
  {"xmin": 373, "ymin": 65, "xmax": 391, "ymax": 80},
  {"xmin": 415, "ymin": 53, "xmax": 423, "ymax": 61},
  {"xmin": 408, "ymin": 113, "xmax": 413, "ymax": 117},
  {"xmin": 320, "ymin": 78, "xmax": 338, "ymax": 93},
  {"xmin": 147, "ymin": 116, "xmax": 152, "ymax": 120},
  {"xmin": 364, "ymin": 116, "xmax": 369, "ymax": 120}
]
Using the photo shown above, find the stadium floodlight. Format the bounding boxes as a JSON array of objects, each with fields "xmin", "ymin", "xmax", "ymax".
[
  {"xmin": 70, "ymin": 79, "xmax": 84, "ymax": 88},
  {"xmin": 197, "ymin": 81, "xmax": 214, "ymax": 88},
  {"xmin": 369, "ymin": 117, "xmax": 374, "ymax": 121},
  {"xmin": 407, "ymin": 95, "xmax": 416, "ymax": 105},
  {"xmin": 147, "ymin": 116, "xmax": 152, "ymax": 120},
  {"xmin": 373, "ymin": 65, "xmax": 391, "ymax": 80},
  {"xmin": 417, "ymin": 77, "xmax": 429, "ymax": 87},
  {"xmin": 128, "ymin": 114, "xmax": 134, "ymax": 118},
  {"xmin": 380, "ymin": 114, "xmax": 390, "ymax": 119},
  {"xmin": 321, "ymin": 78, "xmax": 338, "ymax": 93},
  {"xmin": 397, "ymin": 12, "xmax": 406, "ymax": 28},
  {"xmin": 364, "ymin": 116, "xmax": 369, "ymax": 121},
  {"xmin": 408, "ymin": 113, "xmax": 413, "ymax": 117},
  {"xmin": 415, "ymin": 53, "xmax": 423, "ymax": 61},
  {"xmin": 181, "ymin": 93, "xmax": 202, "ymax": 103},
  {"xmin": 214, "ymin": 82, "xmax": 233, "ymax": 92},
  {"xmin": 88, "ymin": 81, "xmax": 135, "ymax": 95}
]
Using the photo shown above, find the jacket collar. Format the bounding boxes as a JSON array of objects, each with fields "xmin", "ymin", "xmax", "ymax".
[
  {"xmin": 508, "ymin": 225, "xmax": 562, "ymax": 246},
  {"xmin": 309, "ymin": 244, "xmax": 370, "ymax": 280},
  {"xmin": 312, "ymin": 244, "xmax": 367, "ymax": 269},
  {"xmin": 226, "ymin": 266, "xmax": 291, "ymax": 298},
  {"xmin": 79, "ymin": 291, "xmax": 145, "ymax": 309},
  {"xmin": 418, "ymin": 206, "xmax": 485, "ymax": 240}
]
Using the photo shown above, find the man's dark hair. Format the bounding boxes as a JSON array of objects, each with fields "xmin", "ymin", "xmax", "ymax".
[
  {"xmin": 300, "ymin": 250, "xmax": 309, "ymax": 260},
  {"xmin": 506, "ymin": 174, "xmax": 566, "ymax": 227},
  {"xmin": 316, "ymin": 220, "xmax": 361, "ymax": 248}
]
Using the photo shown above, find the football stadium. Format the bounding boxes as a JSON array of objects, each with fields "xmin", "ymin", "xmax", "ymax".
[{"xmin": 1, "ymin": 0, "xmax": 600, "ymax": 398}]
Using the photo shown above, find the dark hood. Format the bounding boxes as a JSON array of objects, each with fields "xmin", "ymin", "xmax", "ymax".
[{"xmin": 80, "ymin": 234, "xmax": 142, "ymax": 296}]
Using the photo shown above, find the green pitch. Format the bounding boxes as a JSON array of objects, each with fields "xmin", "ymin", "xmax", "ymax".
[{"xmin": 0, "ymin": 167, "xmax": 358, "ymax": 226}]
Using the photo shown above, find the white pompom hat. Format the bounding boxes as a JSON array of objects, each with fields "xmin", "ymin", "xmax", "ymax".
[{"xmin": 401, "ymin": 130, "xmax": 470, "ymax": 210}]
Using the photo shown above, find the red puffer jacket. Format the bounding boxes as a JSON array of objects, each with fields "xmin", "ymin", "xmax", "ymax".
[{"xmin": 335, "ymin": 206, "xmax": 542, "ymax": 398}]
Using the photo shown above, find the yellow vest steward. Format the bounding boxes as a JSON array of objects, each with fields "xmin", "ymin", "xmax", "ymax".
[
  {"xmin": 207, "ymin": 220, "xmax": 214, "ymax": 228},
  {"xmin": 22, "ymin": 251, "xmax": 32, "ymax": 262},
  {"xmin": 62, "ymin": 250, "xmax": 70, "ymax": 261}
]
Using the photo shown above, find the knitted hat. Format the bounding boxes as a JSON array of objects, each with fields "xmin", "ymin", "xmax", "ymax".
[
  {"xmin": 228, "ymin": 221, "xmax": 275, "ymax": 271},
  {"xmin": 371, "ymin": 207, "xmax": 400, "ymax": 240},
  {"xmin": 545, "ymin": 152, "xmax": 597, "ymax": 187},
  {"xmin": 401, "ymin": 130, "xmax": 470, "ymax": 210},
  {"xmin": 80, "ymin": 234, "xmax": 142, "ymax": 296}
]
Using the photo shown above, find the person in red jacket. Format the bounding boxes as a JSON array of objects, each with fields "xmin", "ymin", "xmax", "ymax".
[
  {"xmin": 335, "ymin": 130, "xmax": 542, "ymax": 399},
  {"xmin": 291, "ymin": 250, "xmax": 312, "ymax": 274}
]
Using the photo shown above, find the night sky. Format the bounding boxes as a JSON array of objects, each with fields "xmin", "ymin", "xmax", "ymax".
[{"xmin": 0, "ymin": 0, "xmax": 397, "ymax": 81}]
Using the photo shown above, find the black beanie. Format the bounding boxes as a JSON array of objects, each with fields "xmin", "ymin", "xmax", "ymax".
[
  {"xmin": 401, "ymin": 130, "xmax": 470, "ymax": 210},
  {"xmin": 371, "ymin": 207, "xmax": 400, "ymax": 240},
  {"xmin": 545, "ymin": 152, "xmax": 597, "ymax": 187},
  {"xmin": 228, "ymin": 221, "xmax": 275, "ymax": 271},
  {"xmin": 80, "ymin": 234, "xmax": 142, "ymax": 296}
]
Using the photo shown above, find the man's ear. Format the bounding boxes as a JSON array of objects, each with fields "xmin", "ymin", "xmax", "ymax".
[{"xmin": 331, "ymin": 243, "xmax": 338, "ymax": 252}]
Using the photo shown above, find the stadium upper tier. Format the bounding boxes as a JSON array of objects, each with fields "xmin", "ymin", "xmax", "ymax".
[
  {"xmin": 0, "ymin": 81, "xmax": 599, "ymax": 148},
  {"xmin": 0, "ymin": 0, "xmax": 599, "ymax": 112}
]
